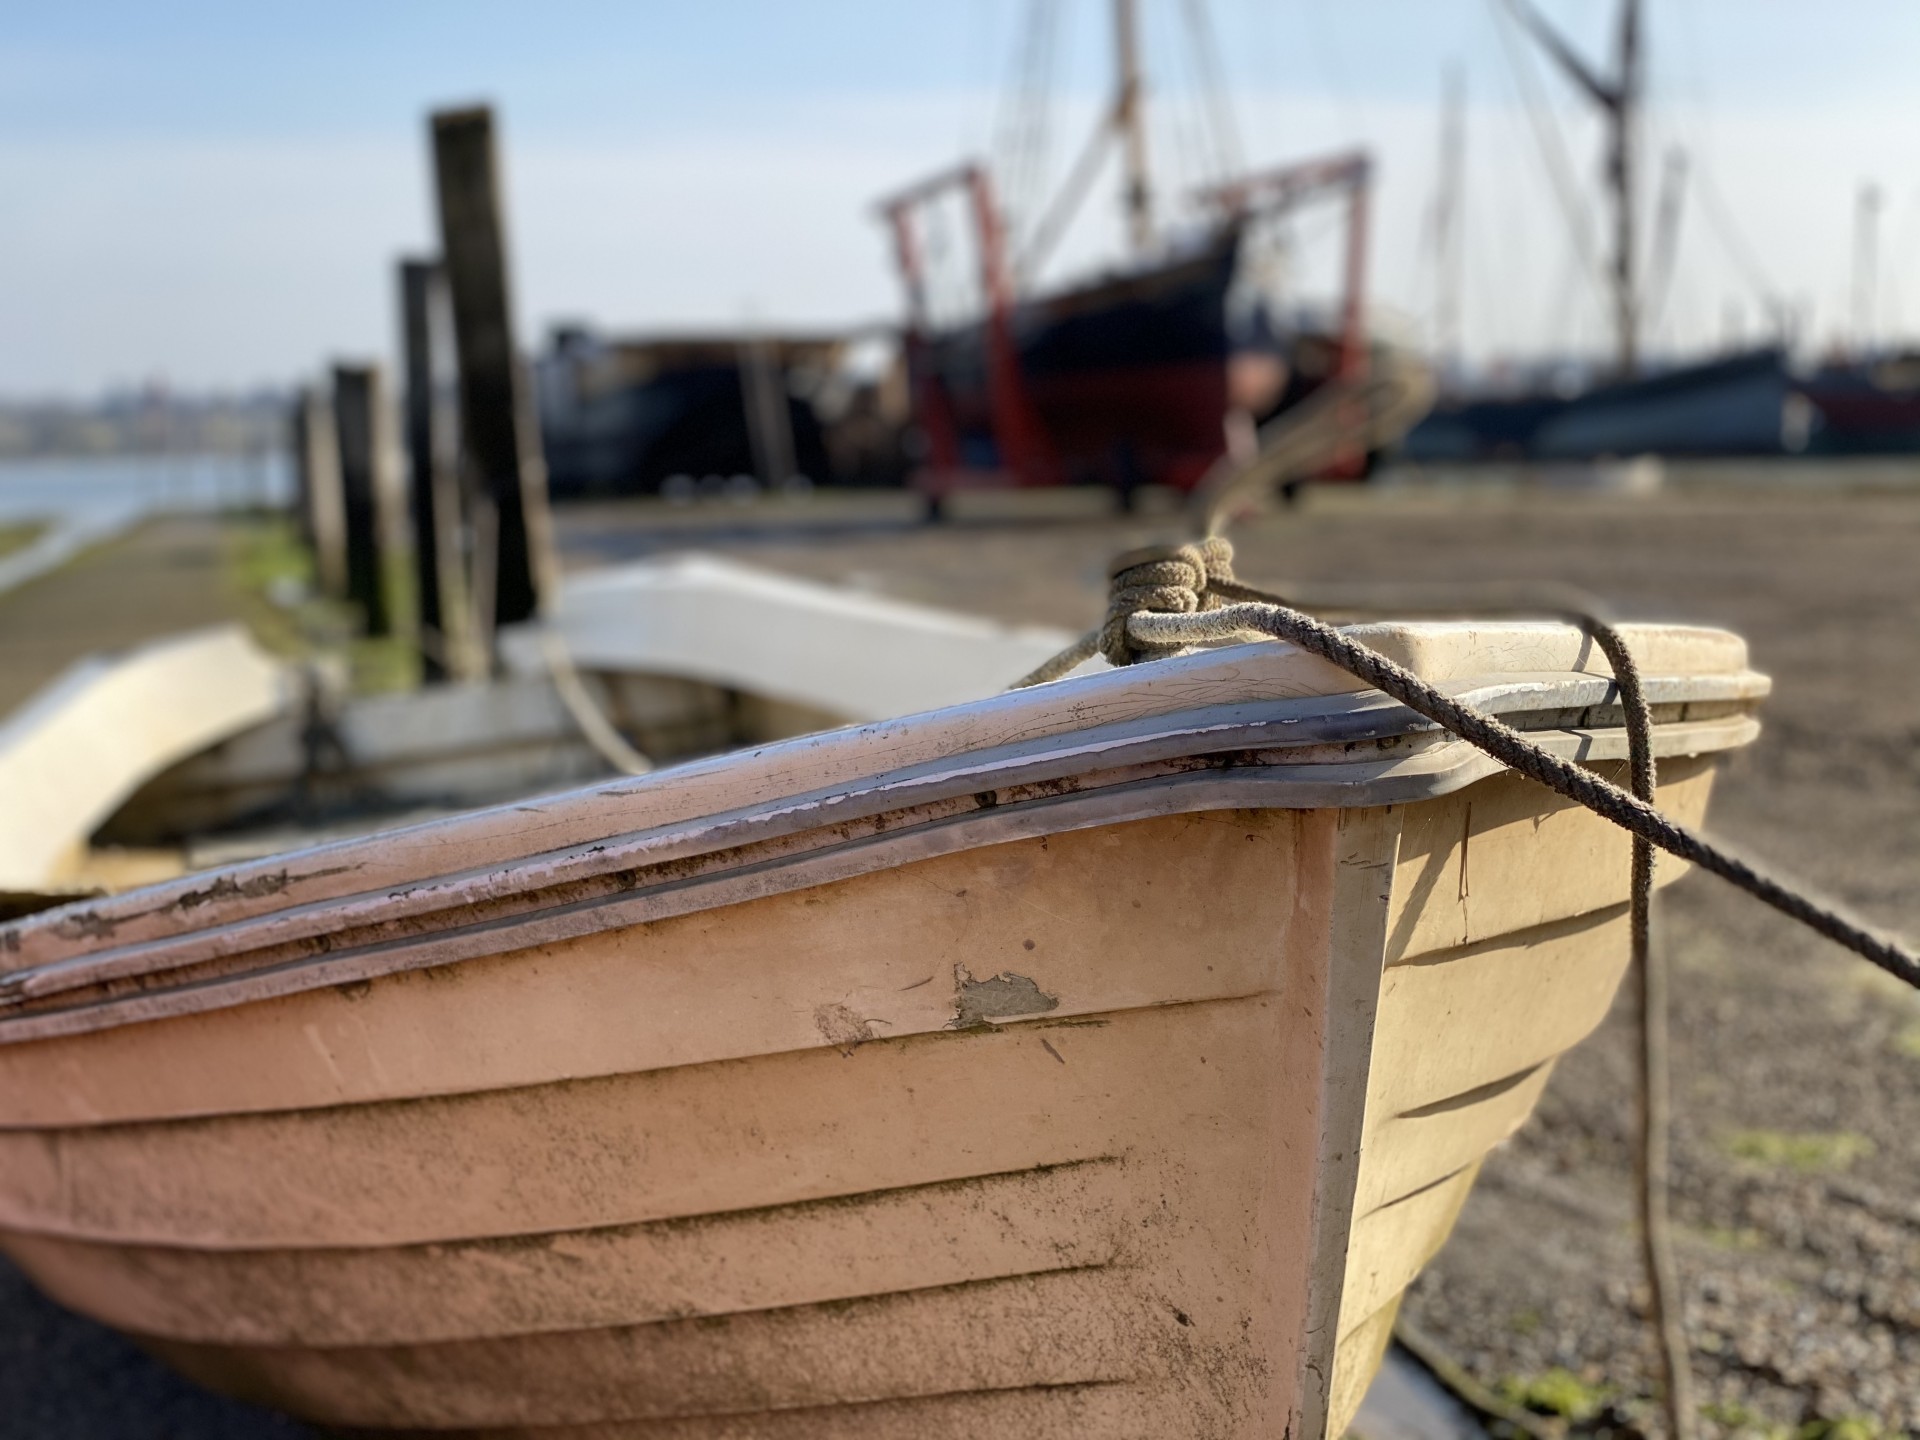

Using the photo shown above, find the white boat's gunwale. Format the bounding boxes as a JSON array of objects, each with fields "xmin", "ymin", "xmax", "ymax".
[
  {"xmin": 0, "ymin": 706, "xmax": 1756, "ymax": 1045},
  {"xmin": 0, "ymin": 667, "xmax": 1760, "ymax": 1007}
]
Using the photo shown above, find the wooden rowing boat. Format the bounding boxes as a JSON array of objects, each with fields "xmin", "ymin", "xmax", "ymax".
[{"xmin": 0, "ymin": 620, "xmax": 1766, "ymax": 1437}]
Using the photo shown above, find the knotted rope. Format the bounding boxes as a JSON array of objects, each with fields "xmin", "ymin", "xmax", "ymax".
[
  {"xmin": 1017, "ymin": 537, "xmax": 1920, "ymax": 989},
  {"xmin": 1098, "ymin": 537, "xmax": 1236, "ymax": 666},
  {"xmin": 1016, "ymin": 535, "xmax": 1920, "ymax": 1440},
  {"xmin": 1188, "ymin": 349, "xmax": 1438, "ymax": 536}
]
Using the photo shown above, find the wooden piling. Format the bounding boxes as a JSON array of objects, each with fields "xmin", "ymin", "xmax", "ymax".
[
  {"xmin": 331, "ymin": 363, "xmax": 407, "ymax": 638},
  {"xmin": 289, "ymin": 395, "xmax": 312, "ymax": 548},
  {"xmin": 429, "ymin": 105, "xmax": 554, "ymax": 636},
  {"xmin": 400, "ymin": 258, "xmax": 478, "ymax": 681},
  {"xmin": 738, "ymin": 336, "xmax": 797, "ymax": 489},
  {"xmin": 295, "ymin": 385, "xmax": 349, "ymax": 602}
]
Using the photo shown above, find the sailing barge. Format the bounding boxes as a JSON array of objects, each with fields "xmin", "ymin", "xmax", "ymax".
[
  {"xmin": 880, "ymin": 0, "xmax": 1374, "ymax": 508},
  {"xmin": 0, "ymin": 618, "xmax": 1765, "ymax": 1437}
]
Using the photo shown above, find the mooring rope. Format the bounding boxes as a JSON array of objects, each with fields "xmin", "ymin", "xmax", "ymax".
[
  {"xmin": 1269, "ymin": 573, "xmax": 1693, "ymax": 1436},
  {"xmin": 538, "ymin": 628, "xmax": 652, "ymax": 777},
  {"xmin": 1188, "ymin": 355, "xmax": 1438, "ymax": 536},
  {"xmin": 1015, "ymin": 537, "xmax": 1920, "ymax": 1440},
  {"xmin": 1016, "ymin": 540, "xmax": 1920, "ymax": 991},
  {"xmin": 1286, "ymin": 576, "xmax": 1693, "ymax": 1439}
]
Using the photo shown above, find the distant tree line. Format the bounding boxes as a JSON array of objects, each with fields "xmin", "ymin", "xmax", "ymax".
[{"xmin": 0, "ymin": 389, "xmax": 291, "ymax": 460}]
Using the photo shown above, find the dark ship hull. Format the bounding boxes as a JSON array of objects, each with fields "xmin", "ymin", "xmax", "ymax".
[
  {"xmin": 1795, "ymin": 359, "xmax": 1920, "ymax": 455},
  {"xmin": 916, "ymin": 231, "xmax": 1243, "ymax": 493},
  {"xmin": 536, "ymin": 333, "xmax": 880, "ymax": 499},
  {"xmin": 1405, "ymin": 348, "xmax": 1796, "ymax": 462}
]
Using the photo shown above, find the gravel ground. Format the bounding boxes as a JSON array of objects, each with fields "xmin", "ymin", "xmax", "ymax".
[
  {"xmin": 0, "ymin": 1258, "xmax": 308, "ymax": 1439},
  {"xmin": 4, "ymin": 474, "xmax": 1916, "ymax": 1437}
]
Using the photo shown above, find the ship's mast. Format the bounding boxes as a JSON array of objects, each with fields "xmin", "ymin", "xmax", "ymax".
[
  {"xmin": 1113, "ymin": 0, "xmax": 1154, "ymax": 253},
  {"xmin": 1644, "ymin": 146, "xmax": 1688, "ymax": 345},
  {"xmin": 1612, "ymin": 0, "xmax": 1641, "ymax": 377},
  {"xmin": 1433, "ymin": 65, "xmax": 1467, "ymax": 375},
  {"xmin": 1853, "ymin": 182, "xmax": 1882, "ymax": 355},
  {"xmin": 1508, "ymin": 0, "xmax": 1643, "ymax": 378}
]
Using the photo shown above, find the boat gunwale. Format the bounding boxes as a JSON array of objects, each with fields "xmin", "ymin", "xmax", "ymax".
[
  {"xmin": 2, "ymin": 668, "xmax": 1761, "ymax": 1007},
  {"xmin": 0, "ymin": 625, "xmax": 1760, "ymax": 972},
  {"xmin": 0, "ymin": 693, "xmax": 1758, "ymax": 1045}
]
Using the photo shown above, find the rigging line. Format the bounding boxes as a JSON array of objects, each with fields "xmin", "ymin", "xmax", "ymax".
[
  {"xmin": 1279, "ymin": 205, "xmax": 1352, "ymax": 267},
  {"xmin": 1171, "ymin": 93, "xmax": 1210, "ymax": 208},
  {"xmin": 1301, "ymin": 0, "xmax": 1367, "ymax": 141},
  {"xmin": 1017, "ymin": 105, "xmax": 1120, "ymax": 285},
  {"xmin": 1406, "ymin": 192, "xmax": 1439, "ymax": 332},
  {"xmin": 1876, "ymin": 186, "xmax": 1920, "ymax": 338},
  {"xmin": 924, "ymin": 197, "xmax": 963, "ymax": 330},
  {"xmin": 1548, "ymin": 240, "xmax": 1590, "ymax": 357},
  {"xmin": 990, "ymin": 0, "xmax": 1058, "ymax": 246},
  {"xmin": 1433, "ymin": 66, "xmax": 1469, "ymax": 366},
  {"xmin": 1693, "ymin": 163, "xmax": 1788, "ymax": 331},
  {"xmin": 1643, "ymin": 147, "xmax": 1689, "ymax": 342},
  {"xmin": 1886, "ymin": 184, "xmax": 1920, "ymax": 270},
  {"xmin": 1017, "ymin": 0, "xmax": 1062, "ymax": 242},
  {"xmin": 1643, "ymin": 16, "xmax": 1787, "ymax": 338},
  {"xmin": 1180, "ymin": 0, "xmax": 1245, "ymax": 182},
  {"xmin": 1031, "ymin": 0, "xmax": 1063, "ymax": 225},
  {"xmin": 1486, "ymin": 0, "xmax": 1607, "ymax": 306},
  {"xmin": 1468, "ymin": 226, "xmax": 1505, "ymax": 361},
  {"xmin": 1166, "ymin": 7, "xmax": 1217, "ymax": 204},
  {"xmin": 957, "ymin": 0, "xmax": 1012, "ymax": 156}
]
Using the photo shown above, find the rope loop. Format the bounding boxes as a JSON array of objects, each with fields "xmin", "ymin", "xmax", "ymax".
[{"xmin": 1099, "ymin": 536, "xmax": 1239, "ymax": 666}]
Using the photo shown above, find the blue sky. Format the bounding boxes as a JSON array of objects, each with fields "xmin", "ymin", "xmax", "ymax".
[{"xmin": 5, "ymin": 2, "xmax": 1920, "ymax": 392}]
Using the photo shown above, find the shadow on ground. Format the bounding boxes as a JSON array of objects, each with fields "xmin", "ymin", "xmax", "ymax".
[{"xmin": 0, "ymin": 1256, "xmax": 309, "ymax": 1439}]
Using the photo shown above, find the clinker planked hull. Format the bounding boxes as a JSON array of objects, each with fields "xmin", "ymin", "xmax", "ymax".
[{"xmin": 0, "ymin": 624, "xmax": 1766, "ymax": 1436}]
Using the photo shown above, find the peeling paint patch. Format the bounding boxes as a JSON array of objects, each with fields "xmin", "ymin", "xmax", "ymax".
[
  {"xmin": 178, "ymin": 871, "xmax": 287, "ymax": 910},
  {"xmin": 178, "ymin": 864, "xmax": 354, "ymax": 911},
  {"xmin": 52, "ymin": 909, "xmax": 118, "ymax": 940},
  {"xmin": 813, "ymin": 1003, "xmax": 877, "ymax": 1056},
  {"xmin": 950, "ymin": 965, "xmax": 1060, "ymax": 1028}
]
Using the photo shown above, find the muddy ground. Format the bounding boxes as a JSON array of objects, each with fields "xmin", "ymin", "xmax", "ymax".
[
  {"xmin": 2, "ymin": 473, "xmax": 1916, "ymax": 1437},
  {"xmin": 562, "ymin": 474, "xmax": 1920, "ymax": 1436}
]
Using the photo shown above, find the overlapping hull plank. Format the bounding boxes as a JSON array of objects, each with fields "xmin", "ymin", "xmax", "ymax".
[
  {"xmin": 0, "ymin": 808, "xmax": 1321, "ymax": 1130},
  {"xmin": 5, "ymin": 1160, "xmax": 1128, "ymax": 1348},
  {"xmin": 336, "ymin": 1382, "xmax": 1163, "ymax": 1440},
  {"xmin": 157, "ymin": 1270, "xmax": 1156, "ymax": 1430},
  {"xmin": 0, "ymin": 624, "xmax": 1767, "ymax": 1437}
]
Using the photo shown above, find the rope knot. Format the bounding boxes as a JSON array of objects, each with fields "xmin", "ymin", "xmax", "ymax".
[{"xmin": 1099, "ymin": 536, "xmax": 1237, "ymax": 666}]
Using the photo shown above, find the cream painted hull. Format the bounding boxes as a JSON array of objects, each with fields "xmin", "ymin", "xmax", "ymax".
[{"xmin": 0, "ymin": 625, "xmax": 1763, "ymax": 1436}]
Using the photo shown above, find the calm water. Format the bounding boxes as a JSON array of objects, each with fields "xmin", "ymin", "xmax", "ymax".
[{"xmin": 0, "ymin": 453, "xmax": 292, "ymax": 526}]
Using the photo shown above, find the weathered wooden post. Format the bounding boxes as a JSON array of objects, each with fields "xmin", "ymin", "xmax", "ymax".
[
  {"xmin": 738, "ymin": 335, "xmax": 798, "ymax": 489},
  {"xmin": 289, "ymin": 394, "xmax": 313, "ymax": 546},
  {"xmin": 399, "ymin": 257, "xmax": 479, "ymax": 681},
  {"xmin": 295, "ymin": 384, "xmax": 349, "ymax": 601},
  {"xmin": 429, "ymin": 105, "xmax": 554, "ymax": 646},
  {"xmin": 331, "ymin": 363, "xmax": 408, "ymax": 638}
]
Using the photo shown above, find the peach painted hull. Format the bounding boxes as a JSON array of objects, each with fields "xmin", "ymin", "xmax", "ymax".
[{"xmin": 0, "ymin": 625, "xmax": 1766, "ymax": 1437}]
